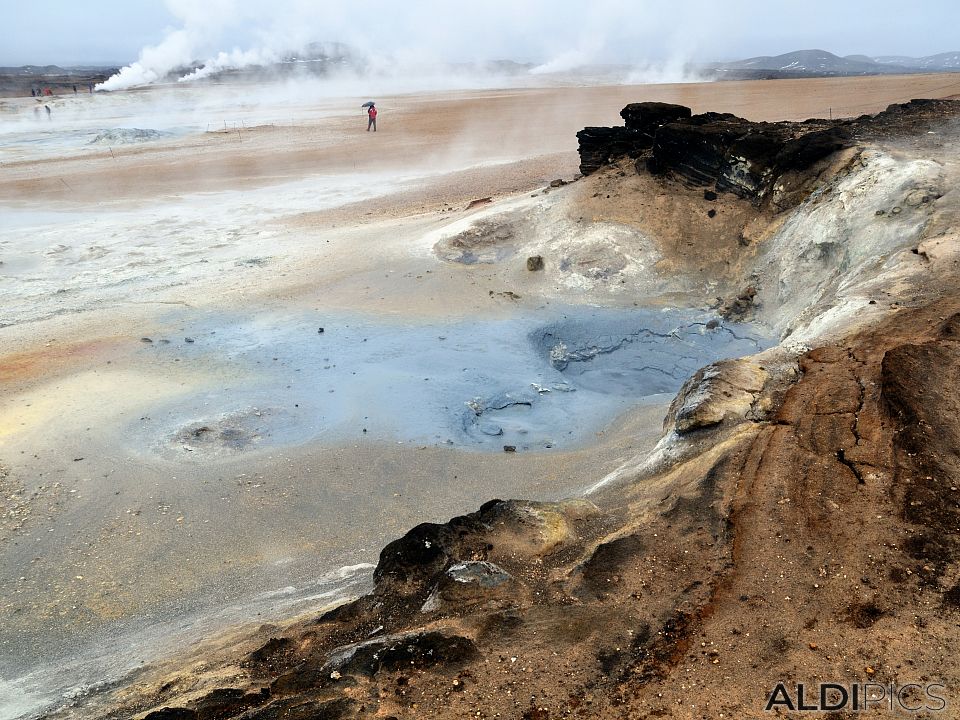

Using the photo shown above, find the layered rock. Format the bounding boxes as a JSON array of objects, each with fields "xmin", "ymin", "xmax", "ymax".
[
  {"xmin": 578, "ymin": 101, "xmax": 853, "ymax": 205},
  {"xmin": 575, "ymin": 102, "xmax": 692, "ymax": 175},
  {"xmin": 579, "ymin": 99, "xmax": 959, "ymax": 209},
  {"xmin": 575, "ymin": 126, "xmax": 644, "ymax": 176},
  {"xmin": 649, "ymin": 119, "xmax": 850, "ymax": 203}
]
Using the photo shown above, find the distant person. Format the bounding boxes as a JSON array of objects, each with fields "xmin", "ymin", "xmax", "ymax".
[
  {"xmin": 89, "ymin": 84, "xmax": 94, "ymax": 94},
  {"xmin": 30, "ymin": 88, "xmax": 35, "ymax": 97},
  {"xmin": 45, "ymin": 105, "xmax": 51, "ymax": 120},
  {"xmin": 367, "ymin": 103, "xmax": 377, "ymax": 132},
  {"xmin": 72, "ymin": 85, "xmax": 77, "ymax": 95}
]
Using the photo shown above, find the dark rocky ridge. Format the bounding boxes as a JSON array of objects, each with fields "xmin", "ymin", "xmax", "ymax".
[
  {"xmin": 703, "ymin": 48, "xmax": 960, "ymax": 79},
  {"xmin": 0, "ymin": 66, "xmax": 117, "ymax": 98},
  {"xmin": 577, "ymin": 99, "xmax": 958, "ymax": 206}
]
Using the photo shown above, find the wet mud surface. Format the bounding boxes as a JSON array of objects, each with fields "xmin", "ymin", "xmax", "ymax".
[{"xmin": 135, "ymin": 307, "xmax": 769, "ymax": 455}]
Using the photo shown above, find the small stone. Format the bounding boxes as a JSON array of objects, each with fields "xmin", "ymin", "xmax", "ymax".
[
  {"xmin": 184, "ymin": 337, "xmax": 195, "ymax": 343},
  {"xmin": 479, "ymin": 422, "xmax": 503, "ymax": 437},
  {"xmin": 317, "ymin": 327, "xmax": 325, "ymax": 334},
  {"xmin": 526, "ymin": 255, "xmax": 544, "ymax": 271},
  {"xmin": 704, "ymin": 190, "xmax": 718, "ymax": 201},
  {"xmin": 503, "ymin": 445, "xmax": 516, "ymax": 453},
  {"xmin": 140, "ymin": 337, "xmax": 153, "ymax": 343},
  {"xmin": 707, "ymin": 209, "xmax": 717, "ymax": 218},
  {"xmin": 891, "ymin": 206, "xmax": 902, "ymax": 215}
]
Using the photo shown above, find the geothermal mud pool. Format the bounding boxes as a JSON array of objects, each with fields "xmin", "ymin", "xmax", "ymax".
[{"xmin": 130, "ymin": 307, "xmax": 769, "ymax": 454}]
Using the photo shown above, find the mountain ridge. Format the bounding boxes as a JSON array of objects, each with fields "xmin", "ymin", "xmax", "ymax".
[{"xmin": 708, "ymin": 48, "xmax": 960, "ymax": 78}]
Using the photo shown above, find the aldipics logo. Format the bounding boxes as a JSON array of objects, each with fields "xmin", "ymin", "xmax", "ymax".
[{"xmin": 765, "ymin": 682, "xmax": 948, "ymax": 714}]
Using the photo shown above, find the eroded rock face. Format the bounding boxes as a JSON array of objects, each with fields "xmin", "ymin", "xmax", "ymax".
[
  {"xmin": 580, "ymin": 99, "xmax": 958, "ymax": 208},
  {"xmin": 372, "ymin": 498, "xmax": 598, "ymax": 598},
  {"xmin": 421, "ymin": 561, "xmax": 522, "ymax": 613},
  {"xmin": 576, "ymin": 104, "xmax": 695, "ymax": 175},
  {"xmin": 881, "ymin": 317, "xmax": 960, "ymax": 579},
  {"xmin": 144, "ymin": 709, "xmax": 197, "ymax": 720},
  {"xmin": 244, "ymin": 696, "xmax": 356, "ymax": 720},
  {"xmin": 575, "ymin": 126, "xmax": 644, "ymax": 176},
  {"xmin": 620, "ymin": 102, "xmax": 692, "ymax": 136},
  {"xmin": 321, "ymin": 631, "xmax": 479, "ymax": 678},
  {"xmin": 652, "ymin": 121, "xmax": 851, "ymax": 204},
  {"xmin": 665, "ymin": 358, "xmax": 770, "ymax": 434},
  {"xmin": 579, "ymin": 104, "xmax": 852, "ymax": 205}
]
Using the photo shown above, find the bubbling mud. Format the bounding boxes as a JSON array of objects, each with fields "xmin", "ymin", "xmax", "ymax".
[{"xmin": 131, "ymin": 306, "xmax": 770, "ymax": 458}]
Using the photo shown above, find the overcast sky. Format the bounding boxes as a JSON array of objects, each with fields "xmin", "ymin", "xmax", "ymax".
[{"xmin": 2, "ymin": 0, "xmax": 958, "ymax": 67}]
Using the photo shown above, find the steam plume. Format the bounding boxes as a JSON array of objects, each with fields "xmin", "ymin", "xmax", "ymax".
[{"xmin": 98, "ymin": 0, "xmax": 722, "ymax": 92}]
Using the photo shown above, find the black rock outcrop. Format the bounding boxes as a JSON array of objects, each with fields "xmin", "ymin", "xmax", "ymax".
[
  {"xmin": 577, "ymin": 101, "xmax": 854, "ymax": 205},
  {"xmin": 575, "ymin": 126, "xmax": 644, "ymax": 176},
  {"xmin": 579, "ymin": 99, "xmax": 960, "ymax": 206},
  {"xmin": 575, "ymin": 103, "xmax": 693, "ymax": 176},
  {"xmin": 620, "ymin": 101, "xmax": 692, "ymax": 138}
]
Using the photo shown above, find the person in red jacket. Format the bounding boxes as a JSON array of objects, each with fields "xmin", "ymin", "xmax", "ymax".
[{"xmin": 367, "ymin": 103, "xmax": 377, "ymax": 132}]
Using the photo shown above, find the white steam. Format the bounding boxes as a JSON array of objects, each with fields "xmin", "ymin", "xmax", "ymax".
[
  {"xmin": 530, "ymin": 35, "xmax": 604, "ymax": 75},
  {"xmin": 178, "ymin": 48, "xmax": 279, "ymax": 82},
  {"xmin": 98, "ymin": 0, "xmax": 730, "ymax": 92},
  {"xmin": 98, "ymin": 30, "xmax": 194, "ymax": 90}
]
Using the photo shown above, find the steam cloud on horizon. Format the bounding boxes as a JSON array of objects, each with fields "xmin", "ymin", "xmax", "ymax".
[{"xmin": 97, "ymin": 0, "xmax": 720, "ymax": 91}]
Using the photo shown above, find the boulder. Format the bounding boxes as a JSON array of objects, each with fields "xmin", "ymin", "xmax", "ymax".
[
  {"xmin": 145, "ymin": 711, "xmax": 197, "ymax": 720},
  {"xmin": 372, "ymin": 499, "xmax": 598, "ymax": 598},
  {"xmin": 664, "ymin": 358, "xmax": 769, "ymax": 434},
  {"xmin": 191, "ymin": 688, "xmax": 269, "ymax": 720},
  {"xmin": 322, "ymin": 631, "xmax": 478, "ymax": 677},
  {"xmin": 620, "ymin": 102, "xmax": 692, "ymax": 136},
  {"xmin": 421, "ymin": 561, "xmax": 524, "ymax": 612},
  {"xmin": 245, "ymin": 697, "xmax": 357, "ymax": 720}
]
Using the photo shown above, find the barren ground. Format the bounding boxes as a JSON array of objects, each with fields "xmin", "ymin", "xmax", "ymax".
[{"xmin": 2, "ymin": 75, "xmax": 960, "ymax": 720}]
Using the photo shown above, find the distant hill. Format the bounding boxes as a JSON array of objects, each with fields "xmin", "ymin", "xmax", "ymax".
[
  {"xmin": 0, "ymin": 65, "xmax": 118, "ymax": 97},
  {"xmin": 872, "ymin": 51, "xmax": 960, "ymax": 70},
  {"xmin": 0, "ymin": 64, "xmax": 118, "ymax": 76},
  {"xmin": 706, "ymin": 49, "xmax": 960, "ymax": 79}
]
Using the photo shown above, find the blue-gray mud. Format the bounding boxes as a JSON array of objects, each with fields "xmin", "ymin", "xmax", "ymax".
[{"xmin": 136, "ymin": 305, "xmax": 770, "ymax": 457}]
